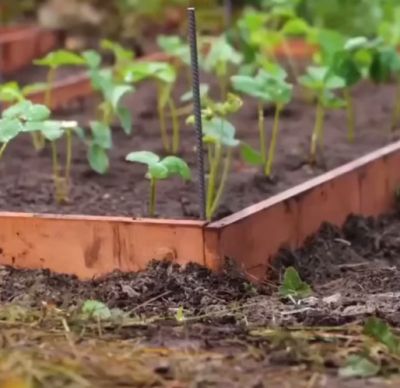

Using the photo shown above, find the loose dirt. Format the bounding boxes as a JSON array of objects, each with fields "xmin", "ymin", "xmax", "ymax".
[
  {"xmin": 1, "ymin": 68, "xmax": 399, "ymax": 219},
  {"xmin": 1, "ymin": 212, "xmax": 400, "ymax": 386}
]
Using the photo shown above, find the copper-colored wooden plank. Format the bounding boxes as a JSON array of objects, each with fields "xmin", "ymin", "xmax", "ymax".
[
  {"xmin": 206, "ymin": 197, "xmax": 299, "ymax": 281},
  {"xmin": 0, "ymin": 26, "xmax": 59, "ymax": 74},
  {"xmin": 207, "ymin": 141, "xmax": 400, "ymax": 282},
  {"xmin": 0, "ymin": 212, "xmax": 205, "ymax": 279},
  {"xmin": 359, "ymin": 158, "xmax": 390, "ymax": 216},
  {"xmin": 297, "ymin": 169, "xmax": 360, "ymax": 244}
]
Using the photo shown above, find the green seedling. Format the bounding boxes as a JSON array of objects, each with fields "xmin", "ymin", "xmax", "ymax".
[
  {"xmin": 339, "ymin": 356, "xmax": 380, "ymax": 378},
  {"xmin": 1, "ymin": 100, "xmax": 80, "ymax": 203},
  {"xmin": 125, "ymin": 151, "xmax": 191, "ymax": 217},
  {"xmin": 299, "ymin": 66, "xmax": 346, "ymax": 164},
  {"xmin": 328, "ymin": 37, "xmax": 372, "ymax": 142},
  {"xmin": 187, "ymin": 93, "xmax": 242, "ymax": 220},
  {"xmin": 202, "ymin": 35, "xmax": 243, "ymax": 99},
  {"xmin": 369, "ymin": 46, "xmax": 400, "ymax": 131},
  {"xmin": 157, "ymin": 34, "xmax": 192, "ymax": 87},
  {"xmin": 278, "ymin": 266, "xmax": 312, "ymax": 300},
  {"xmin": 100, "ymin": 39, "xmax": 135, "ymax": 81},
  {"xmin": 124, "ymin": 61, "xmax": 180, "ymax": 153},
  {"xmin": 82, "ymin": 50, "xmax": 134, "ymax": 173},
  {"xmin": 235, "ymin": 7, "xmax": 311, "ymax": 78},
  {"xmin": 34, "ymin": 50, "xmax": 86, "ymax": 151},
  {"xmin": 0, "ymin": 82, "xmax": 47, "ymax": 149},
  {"xmin": 364, "ymin": 317, "xmax": 400, "ymax": 355},
  {"xmin": 232, "ymin": 64, "xmax": 293, "ymax": 177}
]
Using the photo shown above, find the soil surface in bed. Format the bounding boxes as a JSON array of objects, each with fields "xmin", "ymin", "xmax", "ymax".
[
  {"xmin": 1, "ymin": 212, "xmax": 400, "ymax": 386},
  {"xmin": 1, "ymin": 68, "xmax": 399, "ymax": 219}
]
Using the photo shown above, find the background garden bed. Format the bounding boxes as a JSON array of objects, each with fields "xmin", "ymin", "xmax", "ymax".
[{"xmin": 0, "ymin": 76, "xmax": 397, "ymax": 220}]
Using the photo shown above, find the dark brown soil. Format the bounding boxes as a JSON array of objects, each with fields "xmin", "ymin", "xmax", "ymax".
[
  {"xmin": 2, "ymin": 212, "xmax": 400, "ymax": 386},
  {"xmin": 1, "ymin": 67, "xmax": 399, "ymax": 219}
]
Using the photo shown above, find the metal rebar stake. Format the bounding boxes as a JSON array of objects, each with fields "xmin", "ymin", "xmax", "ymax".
[
  {"xmin": 187, "ymin": 7, "xmax": 206, "ymax": 220},
  {"xmin": 224, "ymin": 0, "xmax": 232, "ymax": 29}
]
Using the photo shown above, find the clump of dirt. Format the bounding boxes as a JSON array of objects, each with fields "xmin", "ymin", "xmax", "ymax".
[{"xmin": 0, "ymin": 260, "xmax": 256, "ymax": 315}]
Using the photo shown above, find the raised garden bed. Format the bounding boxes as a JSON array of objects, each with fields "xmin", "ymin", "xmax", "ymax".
[{"xmin": 0, "ymin": 25, "xmax": 60, "ymax": 74}]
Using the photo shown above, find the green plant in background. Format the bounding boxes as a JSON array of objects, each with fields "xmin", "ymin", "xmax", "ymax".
[
  {"xmin": 0, "ymin": 100, "xmax": 81, "ymax": 203},
  {"xmin": 232, "ymin": 64, "xmax": 293, "ymax": 177},
  {"xmin": 375, "ymin": 12, "xmax": 400, "ymax": 131},
  {"xmin": 34, "ymin": 50, "xmax": 86, "ymax": 151},
  {"xmin": 235, "ymin": 6, "xmax": 311, "ymax": 78},
  {"xmin": 202, "ymin": 35, "xmax": 243, "ymax": 99},
  {"xmin": 124, "ymin": 61, "xmax": 180, "ymax": 153},
  {"xmin": 299, "ymin": 66, "xmax": 346, "ymax": 163},
  {"xmin": 328, "ymin": 37, "xmax": 373, "ymax": 142},
  {"xmin": 100, "ymin": 39, "xmax": 135, "ymax": 81},
  {"xmin": 82, "ymin": 50, "xmax": 134, "ymax": 174},
  {"xmin": 125, "ymin": 151, "xmax": 191, "ymax": 216},
  {"xmin": 187, "ymin": 93, "xmax": 242, "ymax": 220}
]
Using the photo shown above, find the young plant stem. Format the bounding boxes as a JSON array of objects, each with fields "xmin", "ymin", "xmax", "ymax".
[
  {"xmin": 281, "ymin": 39, "xmax": 299, "ymax": 80},
  {"xmin": 310, "ymin": 100, "xmax": 325, "ymax": 164},
  {"xmin": 149, "ymin": 178, "xmax": 157, "ymax": 217},
  {"xmin": 206, "ymin": 143, "xmax": 222, "ymax": 220},
  {"xmin": 390, "ymin": 82, "xmax": 400, "ymax": 132},
  {"xmin": 36, "ymin": 67, "xmax": 57, "ymax": 152},
  {"xmin": 168, "ymin": 99, "xmax": 180, "ymax": 154},
  {"xmin": 65, "ymin": 128, "xmax": 72, "ymax": 186},
  {"xmin": 157, "ymin": 85, "xmax": 170, "ymax": 152},
  {"xmin": 258, "ymin": 101, "xmax": 267, "ymax": 166},
  {"xmin": 209, "ymin": 148, "xmax": 232, "ymax": 218},
  {"xmin": 0, "ymin": 143, "xmax": 7, "ymax": 160},
  {"xmin": 219, "ymin": 75, "xmax": 228, "ymax": 100},
  {"xmin": 50, "ymin": 140, "xmax": 64, "ymax": 203},
  {"xmin": 344, "ymin": 87, "xmax": 355, "ymax": 142},
  {"xmin": 265, "ymin": 104, "xmax": 282, "ymax": 177}
]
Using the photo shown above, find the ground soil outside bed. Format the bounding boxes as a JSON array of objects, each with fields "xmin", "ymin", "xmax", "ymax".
[
  {"xmin": 1, "ymin": 66, "xmax": 399, "ymax": 219},
  {"xmin": 1, "ymin": 212, "xmax": 400, "ymax": 386}
]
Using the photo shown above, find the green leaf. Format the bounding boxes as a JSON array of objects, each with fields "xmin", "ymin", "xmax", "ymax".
[
  {"xmin": 2, "ymin": 100, "xmax": 31, "ymax": 119},
  {"xmin": 34, "ymin": 50, "xmax": 85, "ymax": 68},
  {"xmin": 279, "ymin": 267, "xmax": 312, "ymax": 299},
  {"xmin": 125, "ymin": 151, "xmax": 160, "ymax": 166},
  {"xmin": 88, "ymin": 144, "xmax": 109, "ymax": 174},
  {"xmin": 82, "ymin": 50, "xmax": 102, "ymax": 69},
  {"xmin": 81, "ymin": 300, "xmax": 112, "ymax": 320},
  {"xmin": 331, "ymin": 53, "xmax": 362, "ymax": 87},
  {"xmin": 25, "ymin": 121, "xmax": 64, "ymax": 141},
  {"xmin": 123, "ymin": 62, "xmax": 176, "ymax": 84},
  {"xmin": 364, "ymin": 317, "xmax": 400, "ymax": 354},
  {"xmin": 109, "ymin": 85, "xmax": 133, "ymax": 110},
  {"xmin": 161, "ymin": 156, "xmax": 191, "ymax": 180},
  {"xmin": 157, "ymin": 35, "xmax": 190, "ymax": 65},
  {"xmin": 116, "ymin": 106, "xmax": 132, "ymax": 135},
  {"xmin": 0, "ymin": 118, "xmax": 23, "ymax": 143},
  {"xmin": 339, "ymin": 356, "xmax": 380, "ymax": 378},
  {"xmin": 22, "ymin": 82, "xmax": 48, "ymax": 95},
  {"xmin": 203, "ymin": 117, "xmax": 240, "ymax": 147},
  {"xmin": 0, "ymin": 82, "xmax": 23, "ymax": 102},
  {"xmin": 180, "ymin": 84, "xmax": 209, "ymax": 103},
  {"xmin": 100, "ymin": 39, "xmax": 134, "ymax": 64},
  {"xmin": 90, "ymin": 121, "xmax": 112, "ymax": 149},
  {"xmin": 148, "ymin": 163, "xmax": 169, "ymax": 180},
  {"xmin": 24, "ymin": 104, "xmax": 51, "ymax": 122},
  {"xmin": 281, "ymin": 18, "xmax": 310, "ymax": 36},
  {"xmin": 344, "ymin": 36, "xmax": 369, "ymax": 51},
  {"xmin": 231, "ymin": 75, "xmax": 260, "ymax": 98},
  {"xmin": 240, "ymin": 142, "xmax": 264, "ymax": 166},
  {"xmin": 175, "ymin": 306, "xmax": 185, "ymax": 323}
]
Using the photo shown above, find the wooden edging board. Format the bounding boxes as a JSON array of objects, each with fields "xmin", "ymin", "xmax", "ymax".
[
  {"xmin": 0, "ymin": 26, "xmax": 60, "ymax": 74},
  {"xmin": 1, "ymin": 141, "xmax": 400, "ymax": 281}
]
